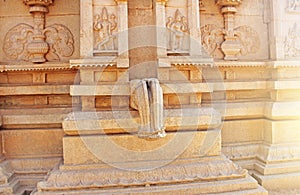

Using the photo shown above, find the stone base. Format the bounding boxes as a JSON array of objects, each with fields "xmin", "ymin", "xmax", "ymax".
[
  {"xmin": 34, "ymin": 156, "xmax": 267, "ymax": 194},
  {"xmin": 252, "ymin": 168, "xmax": 300, "ymax": 190}
]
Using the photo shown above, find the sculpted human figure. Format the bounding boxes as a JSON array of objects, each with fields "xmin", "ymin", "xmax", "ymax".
[
  {"xmin": 94, "ymin": 7, "xmax": 117, "ymax": 50},
  {"xmin": 130, "ymin": 78, "xmax": 166, "ymax": 138},
  {"xmin": 166, "ymin": 9, "xmax": 189, "ymax": 51}
]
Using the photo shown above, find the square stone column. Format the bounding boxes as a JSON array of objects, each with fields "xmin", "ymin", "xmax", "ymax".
[
  {"xmin": 188, "ymin": 0, "xmax": 202, "ymax": 56},
  {"xmin": 155, "ymin": 0, "xmax": 168, "ymax": 57},
  {"xmin": 80, "ymin": 0, "xmax": 93, "ymax": 58}
]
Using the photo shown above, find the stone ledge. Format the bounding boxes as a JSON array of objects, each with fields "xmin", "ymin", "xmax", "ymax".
[
  {"xmin": 0, "ymin": 85, "xmax": 70, "ymax": 96},
  {"xmin": 0, "ymin": 63, "xmax": 71, "ymax": 72},
  {"xmin": 63, "ymin": 108, "xmax": 221, "ymax": 135}
]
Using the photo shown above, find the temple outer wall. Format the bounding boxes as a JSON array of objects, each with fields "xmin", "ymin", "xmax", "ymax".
[{"xmin": 0, "ymin": 0, "xmax": 300, "ymax": 193}]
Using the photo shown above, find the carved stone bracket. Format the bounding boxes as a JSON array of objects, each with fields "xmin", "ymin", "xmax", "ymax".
[
  {"xmin": 3, "ymin": 0, "xmax": 74, "ymax": 63},
  {"xmin": 201, "ymin": 0, "xmax": 259, "ymax": 60}
]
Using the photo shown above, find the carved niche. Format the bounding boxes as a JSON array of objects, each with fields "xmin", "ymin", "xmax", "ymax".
[
  {"xmin": 93, "ymin": 7, "xmax": 117, "ymax": 51},
  {"xmin": 3, "ymin": 0, "xmax": 74, "ymax": 63},
  {"xmin": 166, "ymin": 9, "xmax": 189, "ymax": 53},
  {"xmin": 284, "ymin": 23, "xmax": 300, "ymax": 57},
  {"xmin": 201, "ymin": 0, "xmax": 260, "ymax": 60}
]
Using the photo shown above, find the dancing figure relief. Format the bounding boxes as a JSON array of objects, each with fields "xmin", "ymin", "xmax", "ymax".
[
  {"xmin": 94, "ymin": 7, "xmax": 117, "ymax": 51},
  {"xmin": 166, "ymin": 9, "xmax": 189, "ymax": 52}
]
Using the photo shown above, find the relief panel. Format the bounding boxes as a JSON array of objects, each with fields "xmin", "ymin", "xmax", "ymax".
[
  {"xmin": 284, "ymin": 23, "xmax": 300, "ymax": 58},
  {"xmin": 2, "ymin": 0, "xmax": 75, "ymax": 63},
  {"xmin": 93, "ymin": 6, "xmax": 118, "ymax": 52}
]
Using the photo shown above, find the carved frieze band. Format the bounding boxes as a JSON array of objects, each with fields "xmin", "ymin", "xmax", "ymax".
[
  {"xmin": 3, "ymin": 0, "xmax": 74, "ymax": 63},
  {"xmin": 40, "ymin": 158, "xmax": 246, "ymax": 190}
]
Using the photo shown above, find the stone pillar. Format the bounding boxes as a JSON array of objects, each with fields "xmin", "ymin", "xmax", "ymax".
[
  {"xmin": 155, "ymin": 0, "xmax": 168, "ymax": 57},
  {"xmin": 188, "ymin": 0, "xmax": 202, "ymax": 56},
  {"xmin": 268, "ymin": 0, "xmax": 285, "ymax": 60},
  {"xmin": 116, "ymin": 0, "xmax": 129, "ymax": 68},
  {"xmin": 80, "ymin": 0, "xmax": 93, "ymax": 58},
  {"xmin": 128, "ymin": 0, "xmax": 158, "ymax": 79}
]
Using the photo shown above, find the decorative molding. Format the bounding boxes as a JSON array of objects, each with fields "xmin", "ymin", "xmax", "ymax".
[
  {"xmin": 284, "ymin": 23, "xmax": 300, "ymax": 57},
  {"xmin": 38, "ymin": 158, "xmax": 247, "ymax": 190},
  {"xmin": 3, "ymin": 0, "xmax": 74, "ymax": 63},
  {"xmin": 0, "ymin": 63, "xmax": 71, "ymax": 72}
]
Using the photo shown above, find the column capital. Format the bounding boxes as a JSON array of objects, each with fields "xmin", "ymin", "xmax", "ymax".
[
  {"xmin": 216, "ymin": 0, "xmax": 242, "ymax": 7},
  {"xmin": 23, "ymin": 0, "xmax": 53, "ymax": 7}
]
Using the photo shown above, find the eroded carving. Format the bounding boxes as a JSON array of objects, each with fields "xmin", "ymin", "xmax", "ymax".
[
  {"xmin": 130, "ymin": 78, "xmax": 166, "ymax": 138},
  {"xmin": 287, "ymin": 0, "xmax": 300, "ymax": 12},
  {"xmin": 284, "ymin": 23, "xmax": 300, "ymax": 57},
  {"xmin": 42, "ymin": 158, "xmax": 246, "ymax": 189},
  {"xmin": 3, "ymin": 0, "xmax": 74, "ymax": 63},
  {"xmin": 166, "ymin": 9, "xmax": 189, "ymax": 52},
  {"xmin": 93, "ymin": 7, "xmax": 117, "ymax": 51},
  {"xmin": 200, "ymin": 24, "xmax": 224, "ymax": 56}
]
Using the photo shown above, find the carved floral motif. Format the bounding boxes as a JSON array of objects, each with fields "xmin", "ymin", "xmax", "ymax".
[
  {"xmin": 166, "ymin": 9, "xmax": 189, "ymax": 52},
  {"xmin": 3, "ymin": 0, "xmax": 74, "ymax": 63},
  {"xmin": 93, "ymin": 7, "xmax": 117, "ymax": 51},
  {"xmin": 284, "ymin": 23, "xmax": 300, "ymax": 57}
]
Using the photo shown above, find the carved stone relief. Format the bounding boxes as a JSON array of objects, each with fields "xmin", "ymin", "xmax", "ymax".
[
  {"xmin": 200, "ymin": 0, "xmax": 260, "ymax": 60},
  {"xmin": 130, "ymin": 78, "xmax": 166, "ymax": 138},
  {"xmin": 93, "ymin": 7, "xmax": 117, "ymax": 51},
  {"xmin": 166, "ymin": 9, "xmax": 189, "ymax": 52},
  {"xmin": 3, "ymin": 0, "xmax": 74, "ymax": 63},
  {"xmin": 287, "ymin": 0, "xmax": 300, "ymax": 12},
  {"xmin": 284, "ymin": 23, "xmax": 300, "ymax": 57}
]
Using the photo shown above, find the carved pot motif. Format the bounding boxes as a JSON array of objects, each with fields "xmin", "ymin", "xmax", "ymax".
[{"xmin": 221, "ymin": 37, "xmax": 241, "ymax": 60}]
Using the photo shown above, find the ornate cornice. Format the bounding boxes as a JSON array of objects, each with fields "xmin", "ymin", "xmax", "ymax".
[
  {"xmin": 0, "ymin": 63, "xmax": 72, "ymax": 72},
  {"xmin": 23, "ymin": 0, "xmax": 53, "ymax": 7}
]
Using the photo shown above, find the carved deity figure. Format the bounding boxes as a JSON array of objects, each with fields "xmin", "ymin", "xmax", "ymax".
[
  {"xmin": 284, "ymin": 23, "xmax": 300, "ymax": 57},
  {"xmin": 166, "ymin": 9, "xmax": 189, "ymax": 51},
  {"xmin": 130, "ymin": 78, "xmax": 166, "ymax": 138},
  {"xmin": 94, "ymin": 7, "xmax": 117, "ymax": 51}
]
